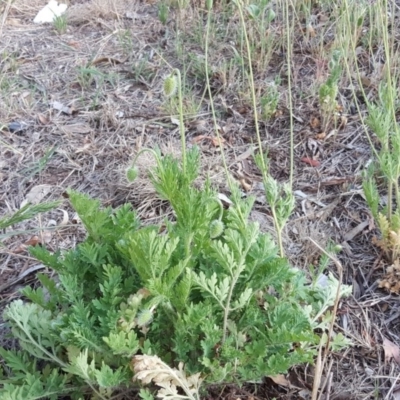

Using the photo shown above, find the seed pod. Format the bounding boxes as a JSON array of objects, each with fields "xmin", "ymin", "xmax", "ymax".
[{"xmin": 210, "ymin": 219, "xmax": 224, "ymax": 239}]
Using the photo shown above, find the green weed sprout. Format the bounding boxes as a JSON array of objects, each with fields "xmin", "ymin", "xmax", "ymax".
[
  {"xmin": 319, "ymin": 50, "xmax": 342, "ymax": 131},
  {"xmin": 53, "ymin": 14, "xmax": 67, "ymax": 34},
  {"xmin": 158, "ymin": 2, "xmax": 169, "ymax": 25}
]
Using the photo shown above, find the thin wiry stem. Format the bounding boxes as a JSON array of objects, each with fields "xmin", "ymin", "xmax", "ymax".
[
  {"xmin": 204, "ymin": 2, "xmax": 231, "ymax": 185},
  {"xmin": 174, "ymin": 69, "xmax": 187, "ymax": 176},
  {"xmin": 285, "ymin": 0, "xmax": 295, "ymax": 188}
]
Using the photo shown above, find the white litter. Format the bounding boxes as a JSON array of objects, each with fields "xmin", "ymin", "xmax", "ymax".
[{"xmin": 33, "ymin": 0, "xmax": 68, "ymax": 24}]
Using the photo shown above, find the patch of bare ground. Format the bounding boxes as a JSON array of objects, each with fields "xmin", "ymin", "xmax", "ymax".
[{"xmin": 1, "ymin": 0, "xmax": 400, "ymax": 398}]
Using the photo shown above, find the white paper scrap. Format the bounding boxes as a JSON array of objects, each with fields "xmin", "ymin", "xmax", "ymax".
[{"xmin": 33, "ymin": 0, "xmax": 68, "ymax": 24}]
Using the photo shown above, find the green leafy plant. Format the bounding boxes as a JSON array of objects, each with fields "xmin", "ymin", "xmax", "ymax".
[
  {"xmin": 319, "ymin": 51, "xmax": 342, "ymax": 131},
  {"xmin": 19, "ymin": 147, "xmax": 57, "ymax": 183},
  {"xmin": 0, "ymin": 145, "xmax": 350, "ymax": 399},
  {"xmin": 363, "ymin": 80, "xmax": 400, "ymax": 263},
  {"xmin": 76, "ymin": 66, "xmax": 105, "ymax": 89},
  {"xmin": 158, "ymin": 2, "xmax": 169, "ymax": 25},
  {"xmin": 319, "ymin": 50, "xmax": 342, "ymax": 132},
  {"xmin": 0, "ymin": 201, "xmax": 60, "ymax": 243},
  {"xmin": 117, "ymin": 29, "xmax": 134, "ymax": 55},
  {"xmin": 245, "ymin": 0, "xmax": 276, "ymax": 72},
  {"xmin": 260, "ymin": 81, "xmax": 279, "ymax": 120},
  {"xmin": 129, "ymin": 57, "xmax": 156, "ymax": 84}
]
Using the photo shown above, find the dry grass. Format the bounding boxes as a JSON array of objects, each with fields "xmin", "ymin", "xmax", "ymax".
[{"xmin": 1, "ymin": 0, "xmax": 400, "ymax": 398}]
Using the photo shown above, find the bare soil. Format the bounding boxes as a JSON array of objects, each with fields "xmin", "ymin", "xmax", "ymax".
[{"xmin": 1, "ymin": 0, "xmax": 399, "ymax": 398}]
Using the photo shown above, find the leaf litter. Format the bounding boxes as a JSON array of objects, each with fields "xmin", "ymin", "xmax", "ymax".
[{"xmin": 0, "ymin": 0, "xmax": 399, "ymax": 398}]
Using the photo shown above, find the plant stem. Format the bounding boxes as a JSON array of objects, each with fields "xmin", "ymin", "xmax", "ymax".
[
  {"xmin": 387, "ymin": 180, "xmax": 393, "ymax": 224},
  {"xmin": 235, "ymin": 1, "xmax": 265, "ymax": 173},
  {"xmin": 284, "ymin": 0, "xmax": 295, "ymax": 188},
  {"xmin": 131, "ymin": 148, "xmax": 162, "ymax": 170},
  {"xmin": 204, "ymin": 4, "xmax": 231, "ymax": 184},
  {"xmin": 222, "ymin": 236, "xmax": 253, "ymax": 344},
  {"xmin": 222, "ymin": 266, "xmax": 242, "ymax": 344},
  {"xmin": 271, "ymin": 207, "xmax": 284, "ymax": 257},
  {"xmin": 174, "ymin": 68, "xmax": 187, "ymax": 175}
]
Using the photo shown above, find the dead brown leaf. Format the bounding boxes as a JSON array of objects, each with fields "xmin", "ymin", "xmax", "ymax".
[
  {"xmin": 20, "ymin": 91, "xmax": 31, "ymax": 99},
  {"xmin": 37, "ymin": 114, "xmax": 50, "ymax": 125},
  {"xmin": 339, "ymin": 115, "xmax": 348, "ymax": 130},
  {"xmin": 383, "ymin": 337, "xmax": 400, "ymax": 365},
  {"xmin": 343, "ymin": 220, "xmax": 369, "ymax": 242},
  {"xmin": 66, "ymin": 40, "xmax": 80, "ymax": 49},
  {"xmin": 189, "ymin": 120, "xmax": 208, "ymax": 133},
  {"xmin": 320, "ymin": 176, "xmax": 354, "ymax": 186},
  {"xmin": 170, "ymin": 117, "xmax": 179, "ymax": 126},
  {"xmin": 269, "ymin": 374, "xmax": 304, "ymax": 390},
  {"xmin": 21, "ymin": 184, "xmax": 53, "ymax": 207},
  {"xmin": 269, "ymin": 374, "xmax": 291, "ymax": 386},
  {"xmin": 51, "ymin": 101, "xmax": 76, "ymax": 115},
  {"xmin": 306, "ymin": 24, "xmax": 316, "ymax": 37},
  {"xmin": 75, "ymin": 144, "xmax": 92, "ymax": 154},
  {"xmin": 360, "ymin": 75, "xmax": 373, "ymax": 88},
  {"xmin": 310, "ymin": 117, "xmax": 321, "ymax": 129},
  {"xmin": 6, "ymin": 18, "xmax": 23, "ymax": 26},
  {"xmin": 239, "ymin": 178, "xmax": 252, "ymax": 192},
  {"xmin": 13, "ymin": 236, "xmax": 41, "ymax": 254},
  {"xmin": 301, "ymin": 157, "xmax": 321, "ymax": 167},
  {"xmin": 211, "ymin": 136, "xmax": 225, "ymax": 147},
  {"xmin": 25, "ymin": 236, "xmax": 41, "ymax": 247},
  {"xmin": 236, "ymin": 147, "xmax": 254, "ymax": 162},
  {"xmin": 61, "ymin": 124, "xmax": 92, "ymax": 135},
  {"xmin": 75, "ymin": 136, "xmax": 93, "ymax": 154},
  {"xmin": 315, "ymin": 131, "xmax": 326, "ymax": 140},
  {"xmin": 192, "ymin": 135, "xmax": 207, "ymax": 143},
  {"xmin": 92, "ymin": 56, "xmax": 125, "ymax": 66},
  {"xmin": 137, "ymin": 288, "xmax": 152, "ymax": 298},
  {"xmin": 191, "ymin": 135, "xmax": 225, "ymax": 147}
]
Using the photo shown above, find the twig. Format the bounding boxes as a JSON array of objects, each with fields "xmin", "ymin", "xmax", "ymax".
[
  {"xmin": 324, "ymin": 371, "xmax": 333, "ymax": 400},
  {"xmin": 311, "ymin": 343, "xmax": 323, "ymax": 400},
  {"xmin": 318, "ymin": 358, "xmax": 334, "ymax": 400},
  {"xmin": 384, "ymin": 372, "xmax": 400, "ymax": 400}
]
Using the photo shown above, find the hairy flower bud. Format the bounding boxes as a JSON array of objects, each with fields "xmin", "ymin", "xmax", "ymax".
[
  {"xmin": 136, "ymin": 308, "xmax": 154, "ymax": 327},
  {"xmin": 127, "ymin": 166, "xmax": 138, "ymax": 182},
  {"xmin": 209, "ymin": 219, "xmax": 224, "ymax": 239},
  {"xmin": 163, "ymin": 74, "xmax": 177, "ymax": 97}
]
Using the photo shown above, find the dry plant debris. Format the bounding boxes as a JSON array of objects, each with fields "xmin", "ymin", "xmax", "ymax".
[
  {"xmin": 133, "ymin": 355, "xmax": 203, "ymax": 400},
  {"xmin": 379, "ymin": 259, "xmax": 400, "ymax": 294}
]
